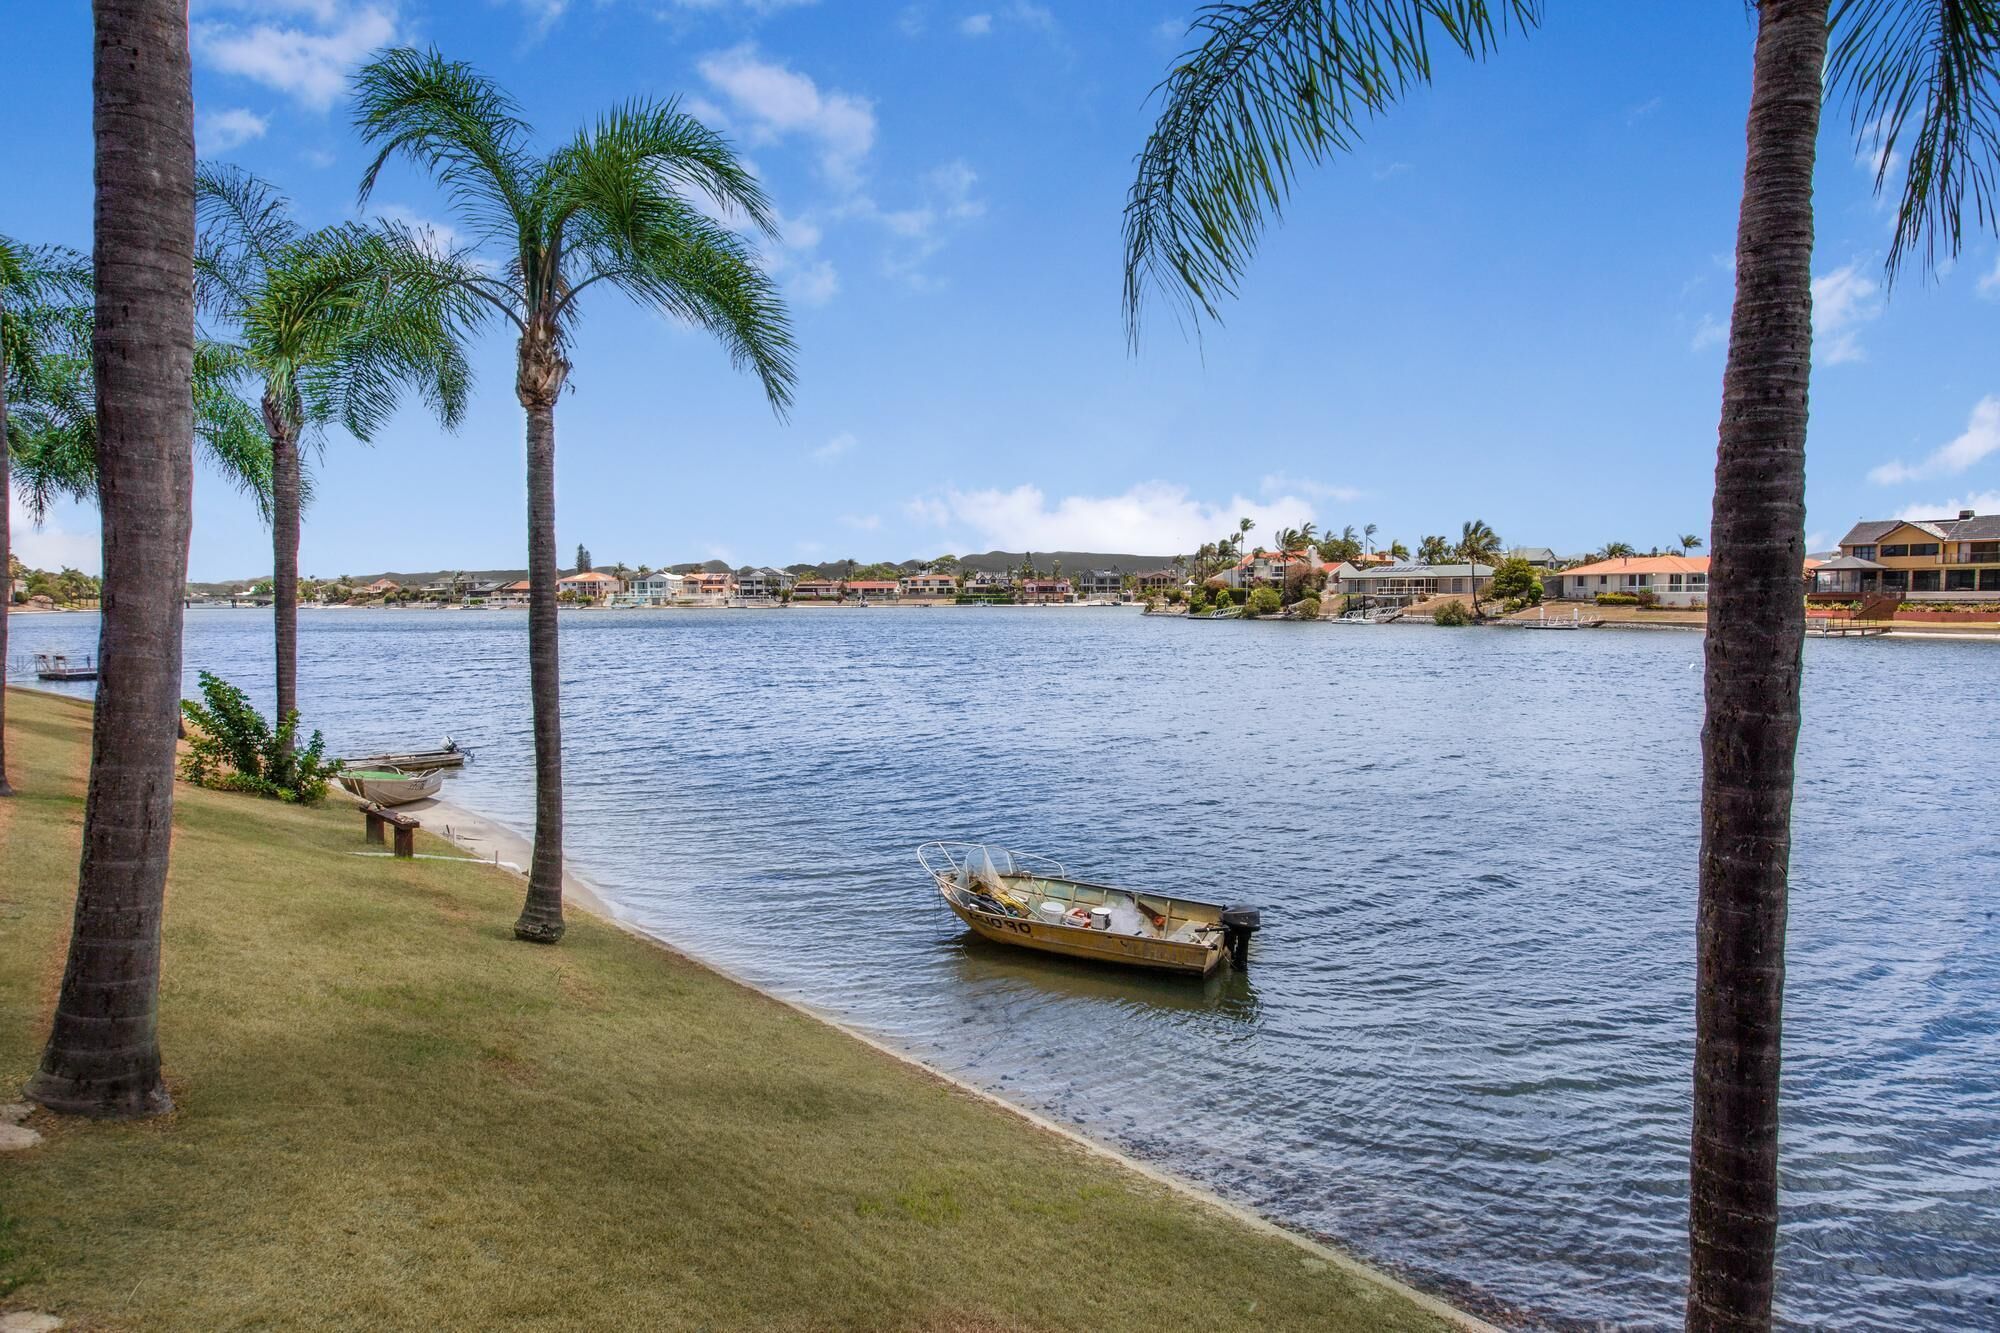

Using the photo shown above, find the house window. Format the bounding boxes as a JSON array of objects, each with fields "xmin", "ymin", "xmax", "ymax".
[
  {"xmin": 1668, "ymin": 575, "xmax": 1684, "ymax": 590},
  {"xmin": 1690, "ymin": 574, "xmax": 1707, "ymax": 586},
  {"xmin": 1597, "ymin": 575, "xmax": 1608, "ymax": 586},
  {"xmin": 1910, "ymin": 543, "xmax": 1939, "ymax": 556},
  {"xmin": 1881, "ymin": 543, "xmax": 1910, "ymax": 557},
  {"xmin": 1946, "ymin": 569, "xmax": 1976, "ymax": 591},
  {"xmin": 1912, "ymin": 570, "xmax": 1941, "ymax": 592},
  {"xmin": 1983, "ymin": 570, "xmax": 2000, "ymax": 592},
  {"xmin": 1851, "ymin": 545, "xmax": 1876, "ymax": 560}
]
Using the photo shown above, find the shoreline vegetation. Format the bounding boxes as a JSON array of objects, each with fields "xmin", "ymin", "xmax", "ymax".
[{"xmin": 1, "ymin": 687, "xmax": 1483, "ymax": 1332}]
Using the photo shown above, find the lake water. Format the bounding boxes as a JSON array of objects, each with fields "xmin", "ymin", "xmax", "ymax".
[{"xmin": 10, "ymin": 607, "xmax": 1998, "ymax": 1330}]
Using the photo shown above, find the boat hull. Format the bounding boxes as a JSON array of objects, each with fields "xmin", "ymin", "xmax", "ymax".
[
  {"xmin": 336, "ymin": 749, "xmax": 465, "ymax": 773},
  {"xmin": 943, "ymin": 892, "xmax": 1225, "ymax": 975},
  {"xmin": 338, "ymin": 770, "xmax": 443, "ymax": 806}
]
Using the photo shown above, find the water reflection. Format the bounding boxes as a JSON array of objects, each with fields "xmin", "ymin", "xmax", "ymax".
[{"xmin": 948, "ymin": 929, "xmax": 1263, "ymax": 1020}]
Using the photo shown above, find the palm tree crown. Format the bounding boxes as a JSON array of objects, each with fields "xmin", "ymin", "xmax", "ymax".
[{"xmin": 352, "ymin": 47, "xmax": 795, "ymax": 412}]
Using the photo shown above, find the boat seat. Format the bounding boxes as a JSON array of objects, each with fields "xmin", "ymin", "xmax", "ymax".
[{"xmin": 360, "ymin": 803, "xmax": 421, "ymax": 859}]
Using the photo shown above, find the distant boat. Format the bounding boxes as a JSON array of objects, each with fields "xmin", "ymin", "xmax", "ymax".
[
  {"xmin": 338, "ymin": 766, "xmax": 443, "ymax": 806},
  {"xmin": 334, "ymin": 736, "xmax": 468, "ymax": 772},
  {"xmin": 919, "ymin": 841, "xmax": 1261, "ymax": 977}
]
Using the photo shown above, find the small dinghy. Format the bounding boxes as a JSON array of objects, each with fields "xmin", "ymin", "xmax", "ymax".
[
  {"xmin": 338, "ymin": 766, "xmax": 443, "ymax": 807},
  {"xmin": 918, "ymin": 842, "xmax": 1261, "ymax": 977},
  {"xmin": 335, "ymin": 736, "xmax": 469, "ymax": 773}
]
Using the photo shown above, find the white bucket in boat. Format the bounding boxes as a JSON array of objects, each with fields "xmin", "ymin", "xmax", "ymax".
[
  {"xmin": 1037, "ymin": 901, "xmax": 1065, "ymax": 924},
  {"xmin": 1089, "ymin": 906, "xmax": 1113, "ymax": 930}
]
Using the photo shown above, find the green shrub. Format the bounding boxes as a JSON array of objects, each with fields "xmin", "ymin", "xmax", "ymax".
[
  {"xmin": 1246, "ymin": 586, "xmax": 1282, "ymax": 617},
  {"xmin": 179, "ymin": 672, "xmax": 340, "ymax": 804},
  {"xmin": 1634, "ymin": 588, "xmax": 1659, "ymax": 608},
  {"xmin": 1432, "ymin": 599, "xmax": 1472, "ymax": 626},
  {"xmin": 1488, "ymin": 557, "xmax": 1544, "ymax": 605},
  {"xmin": 1294, "ymin": 595, "xmax": 1321, "ymax": 620},
  {"xmin": 1595, "ymin": 592, "xmax": 1641, "ymax": 606}
]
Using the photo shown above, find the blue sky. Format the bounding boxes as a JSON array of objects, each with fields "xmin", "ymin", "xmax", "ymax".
[{"xmin": 6, "ymin": 2, "xmax": 1997, "ymax": 580}]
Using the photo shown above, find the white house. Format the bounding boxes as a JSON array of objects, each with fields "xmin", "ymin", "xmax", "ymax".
[
  {"xmin": 1551, "ymin": 555, "xmax": 1709, "ymax": 607},
  {"xmin": 616, "ymin": 572, "xmax": 684, "ymax": 605}
]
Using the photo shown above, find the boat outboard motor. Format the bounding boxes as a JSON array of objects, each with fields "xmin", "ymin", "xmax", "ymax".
[{"xmin": 1220, "ymin": 906, "xmax": 1262, "ymax": 966}]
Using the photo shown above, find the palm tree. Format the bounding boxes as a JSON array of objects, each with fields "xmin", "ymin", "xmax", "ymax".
[
  {"xmin": 1603, "ymin": 541, "xmax": 1638, "ymax": 560},
  {"xmin": 0, "ymin": 237, "xmax": 91, "ymax": 798},
  {"xmin": 354, "ymin": 48, "xmax": 795, "ymax": 943},
  {"xmin": 1679, "ymin": 533, "xmax": 1705, "ymax": 555},
  {"xmin": 1416, "ymin": 534, "xmax": 1452, "ymax": 566},
  {"xmin": 1363, "ymin": 522, "xmax": 1378, "ymax": 555},
  {"xmin": 1123, "ymin": 4, "xmax": 2000, "ymax": 1325},
  {"xmin": 1388, "ymin": 539, "xmax": 1411, "ymax": 562},
  {"xmin": 1236, "ymin": 516, "xmax": 1254, "ymax": 558},
  {"xmin": 26, "ymin": 0, "xmax": 197, "ymax": 1120},
  {"xmin": 195, "ymin": 163, "xmax": 477, "ymax": 734},
  {"xmin": 1456, "ymin": 518, "xmax": 1501, "ymax": 617}
]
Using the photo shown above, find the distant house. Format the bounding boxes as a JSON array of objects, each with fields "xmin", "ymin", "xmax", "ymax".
[
  {"xmin": 1221, "ymin": 550, "xmax": 1322, "ymax": 589},
  {"xmin": 899, "ymin": 572, "xmax": 957, "ymax": 599},
  {"xmin": 1133, "ymin": 569, "xmax": 1182, "ymax": 594},
  {"xmin": 1337, "ymin": 561, "xmax": 1494, "ymax": 605},
  {"xmin": 1018, "ymin": 577, "xmax": 1071, "ymax": 603},
  {"xmin": 557, "ymin": 570, "xmax": 623, "ymax": 602},
  {"xmin": 1076, "ymin": 569, "xmax": 1123, "ymax": 600},
  {"xmin": 619, "ymin": 572, "xmax": 684, "ymax": 605},
  {"xmin": 965, "ymin": 570, "xmax": 1012, "ymax": 594},
  {"xmin": 737, "ymin": 568, "xmax": 794, "ymax": 600},
  {"xmin": 793, "ymin": 579, "xmax": 842, "ymax": 600},
  {"xmin": 1550, "ymin": 555, "xmax": 1709, "ymax": 606},
  {"xmin": 1813, "ymin": 511, "xmax": 2000, "ymax": 601},
  {"xmin": 363, "ymin": 578, "xmax": 400, "ymax": 596},
  {"xmin": 684, "ymin": 571, "xmax": 734, "ymax": 601},
  {"xmin": 845, "ymin": 579, "xmax": 900, "ymax": 602},
  {"xmin": 1505, "ymin": 546, "xmax": 1561, "ymax": 569}
]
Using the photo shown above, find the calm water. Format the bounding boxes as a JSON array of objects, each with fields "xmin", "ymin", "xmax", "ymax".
[{"xmin": 10, "ymin": 607, "xmax": 1999, "ymax": 1330}]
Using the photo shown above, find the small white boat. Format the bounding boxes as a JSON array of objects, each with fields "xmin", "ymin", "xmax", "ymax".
[{"xmin": 338, "ymin": 766, "xmax": 443, "ymax": 806}]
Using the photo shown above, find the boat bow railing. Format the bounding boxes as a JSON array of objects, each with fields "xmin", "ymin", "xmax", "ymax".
[{"xmin": 917, "ymin": 841, "xmax": 1068, "ymax": 886}]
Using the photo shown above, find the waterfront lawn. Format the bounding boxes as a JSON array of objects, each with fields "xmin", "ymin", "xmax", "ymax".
[{"xmin": 0, "ymin": 688, "xmax": 1450, "ymax": 1333}]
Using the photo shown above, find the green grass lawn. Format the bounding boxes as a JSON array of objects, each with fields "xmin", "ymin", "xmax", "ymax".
[{"xmin": 0, "ymin": 687, "xmax": 1458, "ymax": 1332}]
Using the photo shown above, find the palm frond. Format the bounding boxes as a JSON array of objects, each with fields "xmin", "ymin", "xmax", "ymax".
[
  {"xmin": 351, "ymin": 47, "xmax": 537, "ymax": 254},
  {"xmin": 195, "ymin": 163, "xmax": 302, "ymax": 316},
  {"xmin": 551, "ymin": 99, "xmax": 779, "ymax": 240},
  {"xmin": 565, "ymin": 193, "xmax": 797, "ymax": 415},
  {"xmin": 1124, "ymin": 0, "xmax": 1538, "ymax": 344},
  {"xmin": 1829, "ymin": 0, "xmax": 2000, "ymax": 280},
  {"xmin": 278, "ymin": 221, "xmax": 487, "ymax": 441}
]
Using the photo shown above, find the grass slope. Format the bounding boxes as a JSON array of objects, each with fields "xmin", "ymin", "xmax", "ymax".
[{"xmin": 0, "ymin": 688, "xmax": 1450, "ymax": 1332}]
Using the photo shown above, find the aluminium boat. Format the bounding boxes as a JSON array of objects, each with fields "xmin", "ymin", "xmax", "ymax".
[
  {"xmin": 338, "ymin": 765, "xmax": 443, "ymax": 807},
  {"xmin": 334, "ymin": 736, "xmax": 469, "ymax": 772},
  {"xmin": 918, "ymin": 842, "xmax": 1261, "ymax": 977}
]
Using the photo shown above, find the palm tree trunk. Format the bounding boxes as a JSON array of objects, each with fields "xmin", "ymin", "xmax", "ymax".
[
  {"xmin": 1, "ymin": 367, "xmax": 14, "ymax": 798},
  {"xmin": 514, "ymin": 378, "xmax": 565, "ymax": 943},
  {"xmin": 26, "ymin": 0, "xmax": 196, "ymax": 1119},
  {"xmin": 265, "ymin": 394, "xmax": 301, "ymax": 735},
  {"xmin": 1686, "ymin": 2, "xmax": 1825, "ymax": 1327}
]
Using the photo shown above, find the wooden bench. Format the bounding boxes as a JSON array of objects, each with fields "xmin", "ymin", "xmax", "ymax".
[{"xmin": 361, "ymin": 803, "xmax": 420, "ymax": 859}]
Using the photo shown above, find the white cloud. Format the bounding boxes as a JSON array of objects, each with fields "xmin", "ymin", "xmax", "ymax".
[
  {"xmin": 1894, "ymin": 491, "xmax": 2000, "ymax": 523},
  {"xmin": 1690, "ymin": 313, "xmax": 1726, "ymax": 352},
  {"xmin": 812, "ymin": 431, "xmax": 856, "ymax": 463},
  {"xmin": 1812, "ymin": 262, "xmax": 1882, "ymax": 365},
  {"xmin": 840, "ymin": 512, "xmax": 881, "ymax": 531},
  {"xmin": 959, "ymin": 12, "xmax": 993, "ymax": 35},
  {"xmin": 897, "ymin": 4, "xmax": 928, "ymax": 37},
  {"xmin": 1869, "ymin": 396, "xmax": 2000, "ymax": 485},
  {"xmin": 697, "ymin": 46, "xmax": 875, "ymax": 191},
  {"xmin": 787, "ymin": 258, "xmax": 839, "ymax": 305},
  {"xmin": 1257, "ymin": 473, "xmax": 1362, "ymax": 504},
  {"xmin": 198, "ymin": 107, "xmax": 269, "ymax": 152},
  {"xmin": 193, "ymin": 2, "xmax": 398, "ymax": 111},
  {"xmin": 902, "ymin": 481, "xmax": 1319, "ymax": 555},
  {"xmin": 8, "ymin": 496, "xmax": 100, "ymax": 575},
  {"xmin": 1856, "ymin": 115, "xmax": 1905, "ymax": 185},
  {"xmin": 1626, "ymin": 95, "xmax": 1663, "ymax": 123},
  {"xmin": 301, "ymin": 146, "xmax": 339, "ymax": 169},
  {"xmin": 1153, "ymin": 18, "xmax": 1184, "ymax": 41},
  {"xmin": 1977, "ymin": 254, "xmax": 2000, "ymax": 299}
]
